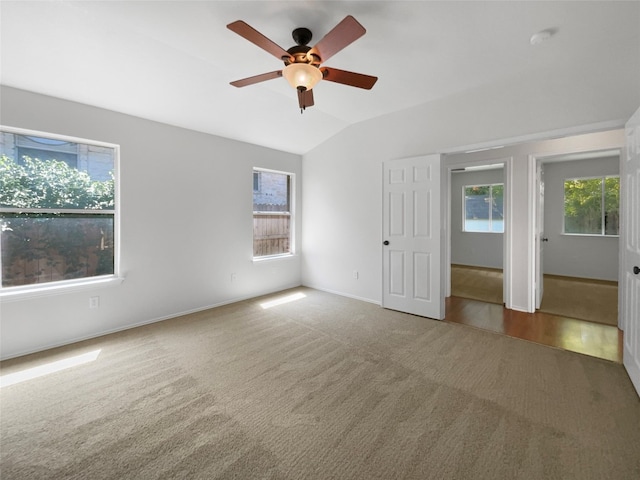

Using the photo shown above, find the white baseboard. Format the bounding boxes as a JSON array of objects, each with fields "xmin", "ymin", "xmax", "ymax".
[{"xmin": 1, "ymin": 283, "xmax": 303, "ymax": 361}]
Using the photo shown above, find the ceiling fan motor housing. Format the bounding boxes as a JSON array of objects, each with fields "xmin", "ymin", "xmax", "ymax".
[
  {"xmin": 284, "ymin": 28, "xmax": 320, "ymax": 66},
  {"xmin": 292, "ymin": 27, "xmax": 312, "ymax": 46}
]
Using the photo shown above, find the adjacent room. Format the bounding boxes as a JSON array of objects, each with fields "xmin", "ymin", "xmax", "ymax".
[{"xmin": 1, "ymin": 1, "xmax": 639, "ymax": 479}]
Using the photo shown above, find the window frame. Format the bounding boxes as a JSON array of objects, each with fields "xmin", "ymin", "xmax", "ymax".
[
  {"xmin": 0, "ymin": 125, "xmax": 122, "ymax": 300},
  {"xmin": 562, "ymin": 174, "xmax": 620, "ymax": 237},
  {"xmin": 462, "ymin": 182, "xmax": 504, "ymax": 233},
  {"xmin": 252, "ymin": 167, "xmax": 295, "ymax": 260}
]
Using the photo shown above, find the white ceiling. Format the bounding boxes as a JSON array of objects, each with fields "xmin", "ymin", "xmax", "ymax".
[{"xmin": 1, "ymin": 1, "xmax": 639, "ymax": 155}]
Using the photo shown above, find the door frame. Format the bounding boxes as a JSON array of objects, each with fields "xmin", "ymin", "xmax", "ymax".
[
  {"xmin": 443, "ymin": 157, "xmax": 513, "ymax": 309},
  {"xmin": 528, "ymin": 148, "xmax": 623, "ymax": 321},
  {"xmin": 444, "ymin": 130, "xmax": 624, "ymax": 314}
]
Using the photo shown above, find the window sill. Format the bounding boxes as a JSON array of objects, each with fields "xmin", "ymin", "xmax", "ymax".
[
  {"xmin": 252, "ymin": 253, "xmax": 297, "ymax": 263},
  {"xmin": 0, "ymin": 275, "xmax": 125, "ymax": 302},
  {"xmin": 560, "ymin": 233, "xmax": 620, "ymax": 238}
]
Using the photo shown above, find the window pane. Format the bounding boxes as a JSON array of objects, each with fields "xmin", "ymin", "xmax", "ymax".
[
  {"xmin": 1, "ymin": 129, "xmax": 117, "ymax": 289},
  {"xmin": 1, "ymin": 213, "xmax": 114, "ymax": 287},
  {"xmin": 564, "ymin": 178, "xmax": 603, "ymax": 234},
  {"xmin": 17, "ymin": 147, "xmax": 78, "ymax": 168},
  {"xmin": 253, "ymin": 169, "xmax": 292, "ymax": 257},
  {"xmin": 491, "ymin": 184, "xmax": 504, "ymax": 233},
  {"xmin": 253, "ymin": 214, "xmax": 290, "ymax": 256},
  {"xmin": 604, "ymin": 176, "xmax": 620, "ymax": 235},
  {"xmin": 1, "ymin": 150, "xmax": 114, "ymax": 211},
  {"xmin": 253, "ymin": 171, "xmax": 290, "ymax": 212},
  {"xmin": 464, "ymin": 185, "xmax": 491, "ymax": 232}
]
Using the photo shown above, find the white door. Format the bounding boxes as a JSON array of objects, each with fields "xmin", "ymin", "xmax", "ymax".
[
  {"xmin": 535, "ymin": 161, "xmax": 546, "ymax": 309},
  {"xmin": 622, "ymin": 107, "xmax": 640, "ymax": 396},
  {"xmin": 382, "ymin": 155, "xmax": 443, "ymax": 319}
]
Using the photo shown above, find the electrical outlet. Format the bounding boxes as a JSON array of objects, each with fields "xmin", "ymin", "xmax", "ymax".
[
  {"xmin": 89, "ymin": 296, "xmax": 100, "ymax": 309},
  {"xmin": 231, "ymin": 273, "xmax": 237, "ymax": 283},
  {"xmin": 353, "ymin": 270, "xmax": 359, "ymax": 280}
]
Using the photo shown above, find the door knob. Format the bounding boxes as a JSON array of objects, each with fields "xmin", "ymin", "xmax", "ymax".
[
  {"xmin": 634, "ymin": 266, "xmax": 640, "ymax": 275},
  {"xmin": 383, "ymin": 240, "xmax": 389, "ymax": 246},
  {"xmin": 541, "ymin": 237, "xmax": 549, "ymax": 242}
]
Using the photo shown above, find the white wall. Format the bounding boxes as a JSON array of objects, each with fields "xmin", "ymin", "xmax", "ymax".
[
  {"xmin": 2, "ymin": 47, "xmax": 637, "ymax": 357},
  {"xmin": 301, "ymin": 66, "xmax": 633, "ymax": 310},
  {"xmin": 0, "ymin": 86, "xmax": 302, "ymax": 360},
  {"xmin": 542, "ymin": 156, "xmax": 619, "ymax": 281},
  {"xmin": 450, "ymin": 169, "xmax": 504, "ymax": 269}
]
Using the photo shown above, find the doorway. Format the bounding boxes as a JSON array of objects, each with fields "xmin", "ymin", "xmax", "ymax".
[
  {"xmin": 450, "ymin": 164, "xmax": 505, "ymax": 305},
  {"xmin": 441, "ymin": 130, "xmax": 625, "ymax": 363},
  {"xmin": 533, "ymin": 150, "xmax": 621, "ymax": 327}
]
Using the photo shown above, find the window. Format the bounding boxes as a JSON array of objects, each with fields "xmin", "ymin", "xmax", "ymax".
[
  {"xmin": 253, "ymin": 168, "xmax": 293, "ymax": 258},
  {"xmin": 16, "ymin": 135, "xmax": 78, "ymax": 168},
  {"xmin": 0, "ymin": 127, "xmax": 118, "ymax": 290},
  {"xmin": 463, "ymin": 184, "xmax": 504, "ymax": 232},
  {"xmin": 564, "ymin": 176, "xmax": 619, "ymax": 236}
]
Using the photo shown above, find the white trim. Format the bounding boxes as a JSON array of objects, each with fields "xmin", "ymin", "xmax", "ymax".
[
  {"xmin": 0, "ymin": 125, "xmax": 119, "ymax": 149},
  {"xmin": 461, "ymin": 182, "xmax": 505, "ymax": 233},
  {"xmin": 529, "ymin": 145, "xmax": 624, "ymax": 314},
  {"xmin": 439, "ymin": 119, "xmax": 627, "ymax": 155},
  {"xmin": 561, "ymin": 175, "xmax": 620, "ymax": 236},
  {"xmin": 0, "ymin": 125, "xmax": 121, "ymax": 295},
  {"xmin": 0, "ymin": 275, "xmax": 125, "ymax": 302},
  {"xmin": 302, "ymin": 283, "xmax": 380, "ymax": 306},
  {"xmin": 0, "ymin": 208, "xmax": 114, "ymax": 215},
  {"xmin": 443, "ymin": 156, "xmax": 511, "ymax": 307},
  {"xmin": 503, "ymin": 157, "xmax": 513, "ymax": 310},
  {"xmin": 252, "ymin": 166, "xmax": 296, "ymax": 257},
  {"xmin": 252, "ymin": 253, "xmax": 297, "ymax": 263},
  {"xmin": 624, "ymin": 344, "xmax": 640, "ymax": 398},
  {"xmin": 527, "ymin": 155, "xmax": 538, "ymax": 313},
  {"xmin": 0, "ymin": 282, "xmax": 301, "ymax": 361}
]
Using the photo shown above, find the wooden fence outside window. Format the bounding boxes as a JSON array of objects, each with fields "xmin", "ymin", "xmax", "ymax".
[{"xmin": 253, "ymin": 212, "xmax": 290, "ymax": 257}]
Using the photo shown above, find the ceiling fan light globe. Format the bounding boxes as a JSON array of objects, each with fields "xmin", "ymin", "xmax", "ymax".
[{"xmin": 282, "ymin": 64, "xmax": 322, "ymax": 91}]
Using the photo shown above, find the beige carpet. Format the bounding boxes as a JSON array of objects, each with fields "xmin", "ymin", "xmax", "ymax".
[
  {"xmin": 1, "ymin": 287, "xmax": 639, "ymax": 479},
  {"xmin": 539, "ymin": 275, "xmax": 618, "ymax": 327},
  {"xmin": 451, "ymin": 264, "xmax": 504, "ymax": 304},
  {"xmin": 451, "ymin": 265, "xmax": 618, "ymax": 326}
]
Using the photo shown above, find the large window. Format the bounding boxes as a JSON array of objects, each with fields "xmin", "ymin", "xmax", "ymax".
[
  {"xmin": 253, "ymin": 168, "xmax": 293, "ymax": 258},
  {"xmin": 463, "ymin": 183, "xmax": 504, "ymax": 233},
  {"xmin": 564, "ymin": 176, "xmax": 619, "ymax": 236},
  {"xmin": 0, "ymin": 128, "xmax": 118, "ymax": 290}
]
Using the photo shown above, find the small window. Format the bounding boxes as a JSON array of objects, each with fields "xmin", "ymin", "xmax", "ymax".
[
  {"xmin": 253, "ymin": 168, "xmax": 293, "ymax": 258},
  {"xmin": 0, "ymin": 128, "xmax": 118, "ymax": 289},
  {"xmin": 463, "ymin": 184, "xmax": 504, "ymax": 232},
  {"xmin": 564, "ymin": 176, "xmax": 619, "ymax": 236}
]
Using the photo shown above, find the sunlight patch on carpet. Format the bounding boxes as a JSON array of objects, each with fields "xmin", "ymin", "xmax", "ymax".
[
  {"xmin": 260, "ymin": 292, "xmax": 306, "ymax": 309},
  {"xmin": 0, "ymin": 349, "xmax": 101, "ymax": 388}
]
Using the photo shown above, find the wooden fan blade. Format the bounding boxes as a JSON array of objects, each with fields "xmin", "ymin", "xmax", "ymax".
[
  {"xmin": 297, "ymin": 88, "xmax": 315, "ymax": 110},
  {"xmin": 230, "ymin": 70, "xmax": 282, "ymax": 88},
  {"xmin": 308, "ymin": 15, "xmax": 366, "ymax": 63},
  {"xmin": 227, "ymin": 20, "xmax": 294, "ymax": 62},
  {"xmin": 320, "ymin": 67, "xmax": 377, "ymax": 89}
]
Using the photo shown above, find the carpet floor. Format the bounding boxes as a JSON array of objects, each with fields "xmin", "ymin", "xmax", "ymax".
[
  {"xmin": 1, "ymin": 287, "xmax": 638, "ymax": 479},
  {"xmin": 451, "ymin": 265, "xmax": 618, "ymax": 326},
  {"xmin": 539, "ymin": 275, "xmax": 618, "ymax": 326},
  {"xmin": 451, "ymin": 265, "xmax": 504, "ymax": 305}
]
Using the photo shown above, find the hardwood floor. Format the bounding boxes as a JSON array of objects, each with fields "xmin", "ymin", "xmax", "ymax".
[{"xmin": 445, "ymin": 296, "xmax": 623, "ymax": 363}]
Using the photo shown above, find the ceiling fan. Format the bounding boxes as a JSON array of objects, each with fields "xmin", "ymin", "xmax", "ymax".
[{"xmin": 227, "ymin": 15, "xmax": 378, "ymax": 112}]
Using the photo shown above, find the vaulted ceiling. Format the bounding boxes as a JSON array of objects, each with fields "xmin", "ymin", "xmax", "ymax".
[{"xmin": 1, "ymin": 1, "xmax": 638, "ymax": 154}]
